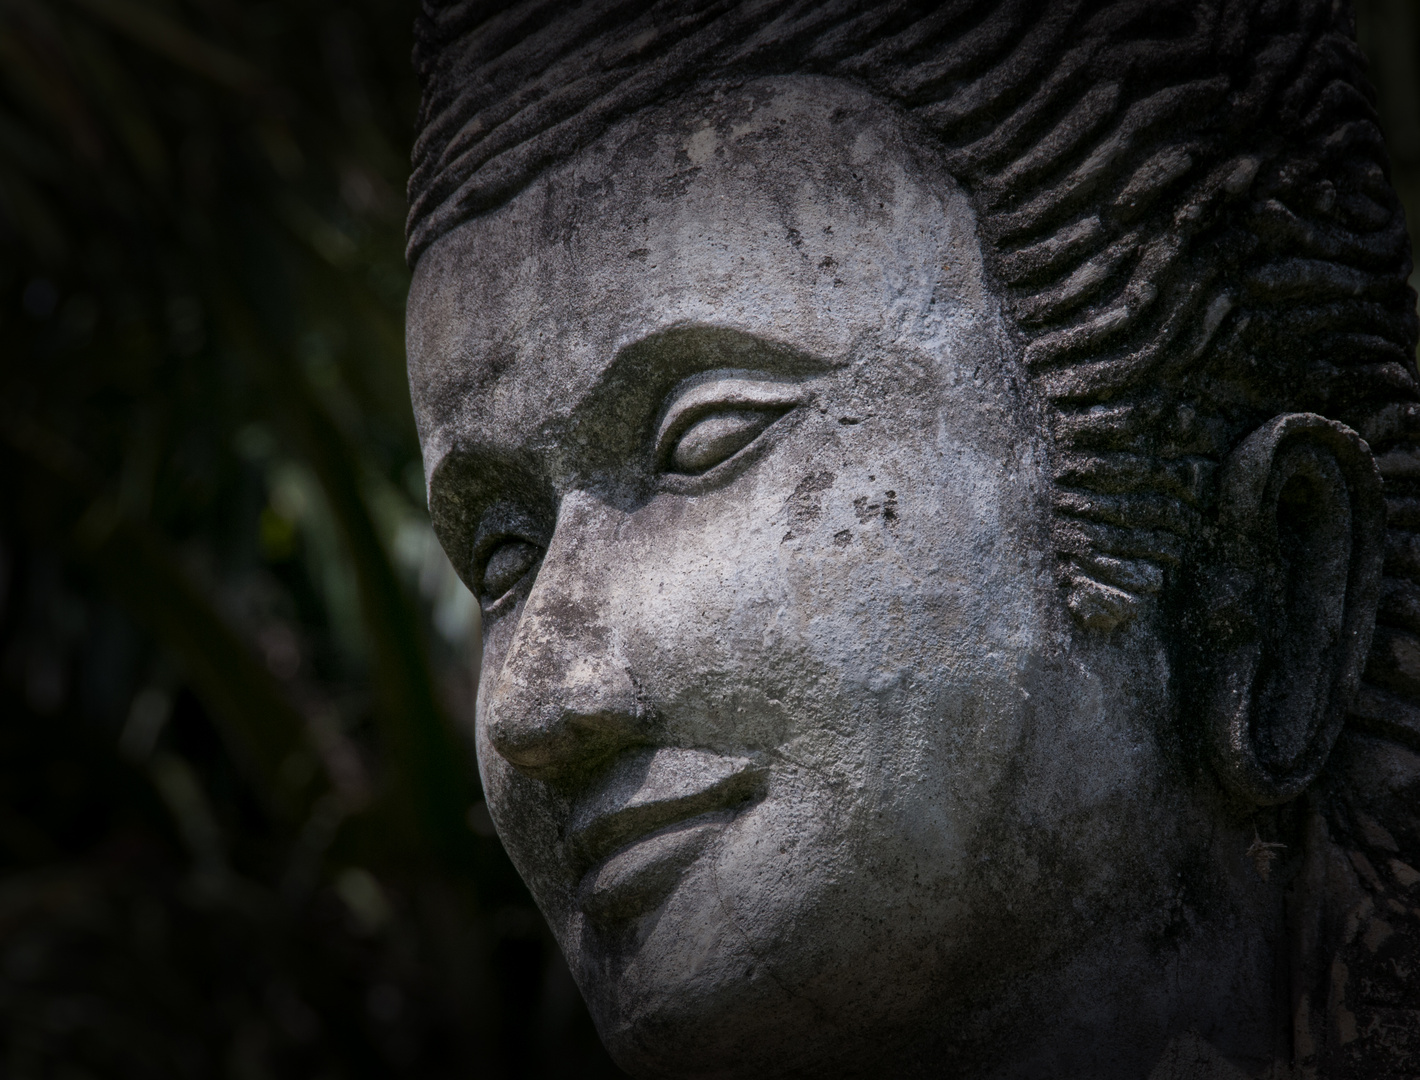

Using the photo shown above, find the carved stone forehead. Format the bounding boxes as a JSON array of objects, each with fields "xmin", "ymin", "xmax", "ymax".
[
  {"xmin": 404, "ymin": 1, "xmax": 1137, "ymax": 265},
  {"xmin": 407, "ymin": 75, "xmax": 999, "ymax": 488}
]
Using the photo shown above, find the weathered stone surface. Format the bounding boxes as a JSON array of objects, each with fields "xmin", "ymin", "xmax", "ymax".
[{"xmin": 405, "ymin": 4, "xmax": 1420, "ymax": 1077}]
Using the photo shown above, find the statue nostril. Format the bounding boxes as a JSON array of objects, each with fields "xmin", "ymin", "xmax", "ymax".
[
  {"xmin": 490, "ymin": 707, "xmax": 643, "ymax": 778},
  {"xmin": 486, "ymin": 668, "xmax": 644, "ymax": 778}
]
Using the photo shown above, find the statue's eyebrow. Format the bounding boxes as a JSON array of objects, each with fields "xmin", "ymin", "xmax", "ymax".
[
  {"xmin": 562, "ymin": 324, "xmax": 833, "ymax": 464},
  {"xmin": 577, "ymin": 325, "xmax": 831, "ymax": 419}
]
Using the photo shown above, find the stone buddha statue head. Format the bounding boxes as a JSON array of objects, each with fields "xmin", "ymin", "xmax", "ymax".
[{"xmin": 403, "ymin": 3, "xmax": 1420, "ymax": 1076}]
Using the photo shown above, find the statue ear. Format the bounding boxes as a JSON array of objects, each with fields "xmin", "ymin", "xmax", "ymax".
[{"xmin": 1194, "ymin": 413, "xmax": 1386, "ymax": 804}]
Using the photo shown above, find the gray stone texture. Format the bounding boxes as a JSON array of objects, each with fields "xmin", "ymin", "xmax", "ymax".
[{"xmin": 405, "ymin": 3, "xmax": 1420, "ymax": 1077}]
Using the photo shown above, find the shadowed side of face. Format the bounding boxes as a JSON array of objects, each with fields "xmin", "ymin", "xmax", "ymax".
[{"xmin": 407, "ymin": 76, "xmax": 1192, "ymax": 1076}]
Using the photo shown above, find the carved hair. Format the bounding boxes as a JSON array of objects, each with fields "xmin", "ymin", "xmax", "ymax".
[{"xmin": 410, "ymin": 2, "xmax": 1420, "ymax": 1067}]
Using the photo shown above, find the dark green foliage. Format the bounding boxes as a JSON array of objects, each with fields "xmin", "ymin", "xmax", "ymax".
[{"xmin": 0, "ymin": 1, "xmax": 621, "ymax": 1074}]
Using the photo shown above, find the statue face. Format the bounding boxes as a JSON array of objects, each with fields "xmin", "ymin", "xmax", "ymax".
[{"xmin": 408, "ymin": 77, "xmax": 1217, "ymax": 1075}]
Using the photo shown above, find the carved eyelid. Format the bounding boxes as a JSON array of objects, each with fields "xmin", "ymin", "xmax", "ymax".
[{"xmin": 653, "ymin": 374, "xmax": 810, "ymax": 465}]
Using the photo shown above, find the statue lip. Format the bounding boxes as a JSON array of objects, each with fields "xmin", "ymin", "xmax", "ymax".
[{"xmin": 566, "ymin": 746, "xmax": 767, "ymax": 874}]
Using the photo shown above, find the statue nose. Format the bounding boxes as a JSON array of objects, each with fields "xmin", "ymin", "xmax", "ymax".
[
  {"xmin": 485, "ymin": 653, "xmax": 643, "ymax": 780},
  {"xmin": 482, "ymin": 491, "xmax": 646, "ymax": 781}
]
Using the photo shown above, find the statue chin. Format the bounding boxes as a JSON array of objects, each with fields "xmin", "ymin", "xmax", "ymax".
[{"xmin": 405, "ymin": 8, "xmax": 1420, "ymax": 1078}]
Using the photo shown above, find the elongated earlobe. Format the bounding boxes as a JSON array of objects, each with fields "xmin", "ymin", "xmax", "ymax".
[{"xmin": 1192, "ymin": 413, "xmax": 1386, "ymax": 804}]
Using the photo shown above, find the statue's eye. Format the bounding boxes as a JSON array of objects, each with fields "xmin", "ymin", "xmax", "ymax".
[
  {"xmin": 653, "ymin": 373, "xmax": 807, "ymax": 481},
  {"xmin": 666, "ymin": 409, "xmax": 785, "ymax": 475},
  {"xmin": 479, "ymin": 538, "xmax": 541, "ymax": 603}
]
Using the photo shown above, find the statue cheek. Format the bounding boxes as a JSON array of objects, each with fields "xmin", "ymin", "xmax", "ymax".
[{"xmin": 596, "ymin": 516, "xmax": 827, "ymax": 747}]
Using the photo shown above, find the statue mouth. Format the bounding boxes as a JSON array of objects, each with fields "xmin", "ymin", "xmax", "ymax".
[{"xmin": 566, "ymin": 747, "xmax": 766, "ymax": 921}]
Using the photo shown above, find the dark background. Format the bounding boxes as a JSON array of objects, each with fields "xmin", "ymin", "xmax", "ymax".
[{"xmin": 0, "ymin": 3, "xmax": 1414, "ymax": 1077}]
